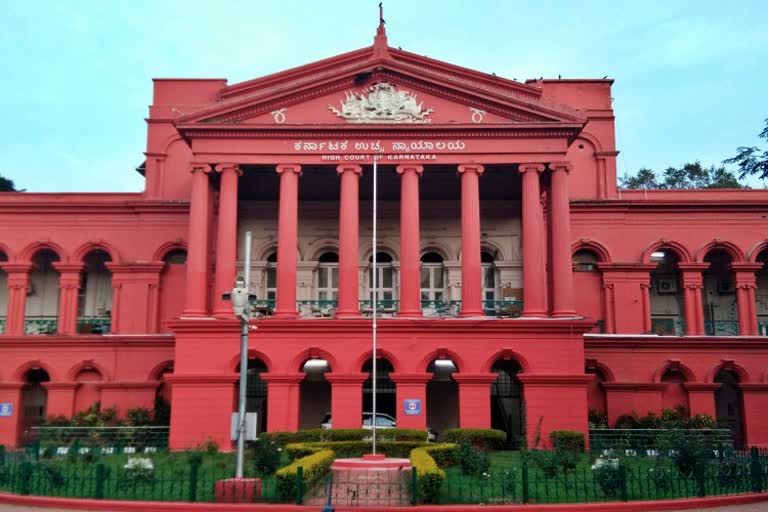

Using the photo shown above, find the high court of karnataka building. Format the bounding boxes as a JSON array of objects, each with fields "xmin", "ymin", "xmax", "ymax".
[{"xmin": 2, "ymin": 23, "xmax": 768, "ymax": 451}]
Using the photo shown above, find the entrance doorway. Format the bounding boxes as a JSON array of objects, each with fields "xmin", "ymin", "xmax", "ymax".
[
  {"xmin": 715, "ymin": 369, "xmax": 744, "ymax": 448},
  {"xmin": 491, "ymin": 359, "xmax": 524, "ymax": 449},
  {"xmin": 21, "ymin": 368, "xmax": 50, "ymax": 444},
  {"xmin": 236, "ymin": 358, "xmax": 268, "ymax": 434},
  {"xmin": 426, "ymin": 359, "xmax": 458, "ymax": 436},
  {"xmin": 299, "ymin": 359, "xmax": 331, "ymax": 429},
  {"xmin": 362, "ymin": 358, "xmax": 396, "ymax": 419}
]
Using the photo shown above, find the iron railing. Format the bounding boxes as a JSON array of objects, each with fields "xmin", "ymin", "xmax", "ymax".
[
  {"xmin": 483, "ymin": 300, "xmax": 523, "ymax": 318},
  {"xmin": 421, "ymin": 300, "xmax": 461, "ymax": 317},
  {"xmin": 30, "ymin": 426, "xmax": 170, "ymax": 451},
  {"xmin": 297, "ymin": 300, "xmax": 337, "ymax": 318},
  {"xmin": 76, "ymin": 317, "xmax": 111, "ymax": 334},
  {"xmin": 705, "ymin": 320, "xmax": 739, "ymax": 336},
  {"xmin": 650, "ymin": 317, "xmax": 685, "ymax": 336},
  {"xmin": 359, "ymin": 299, "xmax": 399, "ymax": 317},
  {"xmin": 589, "ymin": 429, "xmax": 733, "ymax": 453},
  {"xmin": 24, "ymin": 317, "xmax": 58, "ymax": 335}
]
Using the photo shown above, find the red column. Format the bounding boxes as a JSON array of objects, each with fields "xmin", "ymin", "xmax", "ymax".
[
  {"xmin": 167, "ymin": 374, "xmax": 238, "ymax": 449},
  {"xmin": 273, "ymin": 165, "xmax": 302, "ymax": 318},
  {"xmin": 52, "ymin": 264, "xmax": 83, "ymax": 335},
  {"xmin": 519, "ymin": 164, "xmax": 546, "ymax": 317},
  {"xmin": 390, "ymin": 373, "xmax": 431, "ymax": 430},
  {"xmin": 602, "ymin": 280, "xmax": 615, "ymax": 333},
  {"xmin": 326, "ymin": 372, "xmax": 367, "ymax": 428},
  {"xmin": 183, "ymin": 163, "xmax": 212, "ymax": 317},
  {"xmin": 549, "ymin": 162, "xmax": 576, "ymax": 317},
  {"xmin": 732, "ymin": 264, "xmax": 762, "ymax": 335},
  {"xmin": 680, "ymin": 265, "xmax": 708, "ymax": 335},
  {"xmin": 458, "ymin": 164, "xmax": 484, "ymax": 317},
  {"xmin": 640, "ymin": 282, "xmax": 652, "ymax": 333},
  {"xmin": 396, "ymin": 165, "xmax": 423, "ymax": 317},
  {"xmin": 453, "ymin": 373, "xmax": 497, "ymax": 428},
  {"xmin": 213, "ymin": 163, "xmax": 242, "ymax": 318},
  {"xmin": 262, "ymin": 373, "xmax": 304, "ymax": 432},
  {"xmin": 2, "ymin": 264, "xmax": 31, "ymax": 336},
  {"xmin": 336, "ymin": 165, "xmax": 362, "ymax": 318}
]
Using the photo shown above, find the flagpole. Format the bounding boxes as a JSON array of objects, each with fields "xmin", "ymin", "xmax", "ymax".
[{"xmin": 371, "ymin": 156, "xmax": 378, "ymax": 455}]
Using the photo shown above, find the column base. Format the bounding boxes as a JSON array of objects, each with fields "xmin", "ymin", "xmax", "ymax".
[
  {"xmin": 551, "ymin": 310, "xmax": 578, "ymax": 318},
  {"xmin": 521, "ymin": 310, "xmax": 547, "ymax": 318},
  {"xmin": 181, "ymin": 309, "xmax": 209, "ymax": 318}
]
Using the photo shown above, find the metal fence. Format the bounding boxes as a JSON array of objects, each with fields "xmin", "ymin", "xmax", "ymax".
[
  {"xmin": 589, "ymin": 429, "xmax": 733, "ymax": 453},
  {"xmin": 30, "ymin": 426, "xmax": 170, "ymax": 451}
]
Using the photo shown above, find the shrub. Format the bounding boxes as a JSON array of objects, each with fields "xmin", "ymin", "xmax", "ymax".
[
  {"xmin": 267, "ymin": 428, "xmax": 430, "ymax": 444},
  {"xmin": 550, "ymin": 430, "xmax": 585, "ymax": 452},
  {"xmin": 588, "ymin": 409, "xmax": 608, "ymax": 429},
  {"xmin": 457, "ymin": 442, "xmax": 490, "ymax": 476},
  {"xmin": 126, "ymin": 407, "xmax": 153, "ymax": 427},
  {"xmin": 649, "ymin": 460, "xmax": 674, "ymax": 491},
  {"xmin": 121, "ymin": 457, "xmax": 155, "ymax": 486},
  {"xmin": 591, "ymin": 457, "xmax": 627, "ymax": 498},
  {"xmin": 275, "ymin": 448, "xmax": 334, "ymax": 501},
  {"xmin": 285, "ymin": 441, "xmax": 429, "ymax": 459},
  {"xmin": 252, "ymin": 438, "xmax": 282, "ymax": 476},
  {"xmin": 442, "ymin": 428, "xmax": 506, "ymax": 449},
  {"xmin": 197, "ymin": 439, "xmax": 219, "ymax": 455},
  {"xmin": 410, "ymin": 446, "xmax": 446, "ymax": 503}
]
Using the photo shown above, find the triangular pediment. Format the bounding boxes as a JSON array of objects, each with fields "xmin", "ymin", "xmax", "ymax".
[{"xmin": 176, "ymin": 45, "xmax": 586, "ymax": 130}]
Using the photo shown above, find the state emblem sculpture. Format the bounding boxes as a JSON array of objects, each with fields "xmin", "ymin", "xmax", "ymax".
[{"xmin": 328, "ymin": 81, "xmax": 434, "ymax": 123}]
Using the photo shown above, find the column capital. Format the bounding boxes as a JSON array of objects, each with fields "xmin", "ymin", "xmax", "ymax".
[
  {"xmin": 189, "ymin": 163, "xmax": 212, "ymax": 174},
  {"xmin": 549, "ymin": 161, "xmax": 573, "ymax": 173},
  {"xmin": 396, "ymin": 164, "xmax": 423, "ymax": 176},
  {"xmin": 0, "ymin": 263, "xmax": 33, "ymax": 274},
  {"xmin": 730, "ymin": 262, "xmax": 764, "ymax": 273},
  {"xmin": 51, "ymin": 262, "xmax": 84, "ymax": 274},
  {"xmin": 260, "ymin": 372, "xmax": 306, "ymax": 384},
  {"xmin": 518, "ymin": 163, "xmax": 545, "ymax": 174},
  {"xmin": 457, "ymin": 163, "xmax": 484, "ymax": 176},
  {"xmin": 336, "ymin": 164, "xmax": 362, "ymax": 176},
  {"xmin": 389, "ymin": 372, "xmax": 432, "ymax": 384},
  {"xmin": 276, "ymin": 164, "xmax": 302, "ymax": 176},
  {"xmin": 325, "ymin": 372, "xmax": 368, "ymax": 384},
  {"xmin": 214, "ymin": 163, "xmax": 243, "ymax": 176}
]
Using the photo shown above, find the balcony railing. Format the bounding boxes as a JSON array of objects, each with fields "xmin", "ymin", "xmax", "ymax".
[
  {"xmin": 297, "ymin": 300, "xmax": 337, "ymax": 318},
  {"xmin": 420, "ymin": 300, "xmax": 461, "ymax": 318},
  {"xmin": 24, "ymin": 317, "xmax": 58, "ymax": 335},
  {"xmin": 650, "ymin": 317, "xmax": 685, "ymax": 336},
  {"xmin": 359, "ymin": 299, "xmax": 399, "ymax": 317},
  {"xmin": 250, "ymin": 299, "xmax": 276, "ymax": 318},
  {"xmin": 77, "ymin": 317, "xmax": 111, "ymax": 334},
  {"xmin": 482, "ymin": 299, "xmax": 523, "ymax": 318},
  {"xmin": 705, "ymin": 320, "xmax": 739, "ymax": 336}
]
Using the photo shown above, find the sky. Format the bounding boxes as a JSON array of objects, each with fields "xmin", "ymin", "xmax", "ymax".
[{"xmin": 0, "ymin": 0, "xmax": 766, "ymax": 192}]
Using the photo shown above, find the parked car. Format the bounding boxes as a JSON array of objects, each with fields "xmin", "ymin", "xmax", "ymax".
[{"xmin": 320, "ymin": 412, "xmax": 436, "ymax": 441}]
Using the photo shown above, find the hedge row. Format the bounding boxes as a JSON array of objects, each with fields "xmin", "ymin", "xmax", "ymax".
[
  {"xmin": 550, "ymin": 430, "xmax": 585, "ymax": 452},
  {"xmin": 285, "ymin": 440, "xmax": 429, "ymax": 459},
  {"xmin": 409, "ymin": 443, "xmax": 458, "ymax": 503},
  {"xmin": 441, "ymin": 428, "xmax": 507, "ymax": 449},
  {"xmin": 275, "ymin": 446, "xmax": 335, "ymax": 501},
  {"xmin": 266, "ymin": 428, "xmax": 429, "ymax": 443}
]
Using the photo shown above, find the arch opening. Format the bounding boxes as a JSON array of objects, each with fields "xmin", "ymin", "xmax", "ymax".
[
  {"xmin": 300, "ymin": 358, "xmax": 331, "ymax": 430},
  {"xmin": 421, "ymin": 252, "xmax": 447, "ymax": 316},
  {"xmin": 78, "ymin": 250, "xmax": 113, "ymax": 334},
  {"xmin": 362, "ymin": 358, "xmax": 396, "ymax": 420},
  {"xmin": 661, "ymin": 369, "xmax": 689, "ymax": 413},
  {"xmin": 649, "ymin": 250, "xmax": 685, "ymax": 336},
  {"xmin": 490, "ymin": 359, "xmax": 524, "ymax": 449},
  {"xmin": 158, "ymin": 249, "xmax": 188, "ymax": 332},
  {"xmin": 25, "ymin": 250, "xmax": 60, "ymax": 335},
  {"xmin": 715, "ymin": 369, "xmax": 744, "ymax": 448},
  {"xmin": 0, "ymin": 250, "xmax": 8, "ymax": 333},
  {"xmin": 21, "ymin": 368, "xmax": 50, "ymax": 443},
  {"xmin": 574, "ymin": 250, "xmax": 603, "ymax": 329},
  {"xmin": 235, "ymin": 358, "xmax": 268, "ymax": 434},
  {"xmin": 756, "ymin": 249, "xmax": 768, "ymax": 335},
  {"xmin": 703, "ymin": 250, "xmax": 738, "ymax": 335},
  {"xmin": 426, "ymin": 358, "xmax": 458, "ymax": 437}
]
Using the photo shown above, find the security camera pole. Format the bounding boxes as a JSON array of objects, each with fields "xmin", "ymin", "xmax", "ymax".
[{"xmin": 223, "ymin": 230, "xmax": 254, "ymax": 479}]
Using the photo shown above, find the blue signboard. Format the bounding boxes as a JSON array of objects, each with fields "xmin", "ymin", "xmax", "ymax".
[
  {"xmin": 0, "ymin": 403, "xmax": 12, "ymax": 417},
  {"xmin": 404, "ymin": 399, "xmax": 421, "ymax": 416}
]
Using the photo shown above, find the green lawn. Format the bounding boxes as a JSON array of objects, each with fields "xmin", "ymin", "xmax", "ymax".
[{"xmin": 439, "ymin": 451, "xmax": 756, "ymax": 505}]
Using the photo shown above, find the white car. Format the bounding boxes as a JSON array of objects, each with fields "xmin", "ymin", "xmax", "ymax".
[{"xmin": 320, "ymin": 412, "xmax": 437, "ymax": 441}]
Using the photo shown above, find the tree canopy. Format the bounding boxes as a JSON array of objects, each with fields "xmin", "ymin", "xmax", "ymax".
[
  {"xmin": 620, "ymin": 161, "xmax": 746, "ymax": 190},
  {"xmin": 723, "ymin": 117, "xmax": 768, "ymax": 180},
  {"xmin": 0, "ymin": 176, "xmax": 21, "ymax": 192}
]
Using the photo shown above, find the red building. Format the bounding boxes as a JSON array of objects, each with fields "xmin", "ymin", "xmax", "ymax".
[{"xmin": 2, "ymin": 23, "xmax": 768, "ymax": 450}]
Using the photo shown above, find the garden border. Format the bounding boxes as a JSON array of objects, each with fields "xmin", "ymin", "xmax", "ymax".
[{"xmin": 1, "ymin": 491, "xmax": 768, "ymax": 511}]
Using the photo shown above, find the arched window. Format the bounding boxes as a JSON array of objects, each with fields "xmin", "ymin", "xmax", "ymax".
[
  {"xmin": 427, "ymin": 358, "xmax": 458, "ymax": 435},
  {"xmin": 573, "ymin": 250, "xmax": 600, "ymax": 272},
  {"xmin": 0, "ymin": 250, "xmax": 8, "ymax": 334},
  {"xmin": 420, "ymin": 252, "xmax": 445, "ymax": 303},
  {"xmin": 158, "ymin": 249, "xmax": 187, "ymax": 332},
  {"xmin": 368, "ymin": 252, "xmax": 395, "ymax": 302},
  {"xmin": 301, "ymin": 358, "xmax": 331, "ymax": 429},
  {"xmin": 316, "ymin": 251, "xmax": 338, "ymax": 301},
  {"xmin": 236, "ymin": 358, "xmax": 268, "ymax": 434},
  {"xmin": 573, "ymin": 249, "xmax": 603, "ymax": 328},
  {"xmin": 481, "ymin": 251, "xmax": 497, "ymax": 303},
  {"xmin": 78, "ymin": 250, "xmax": 112, "ymax": 334},
  {"xmin": 757, "ymin": 249, "xmax": 768, "ymax": 335},
  {"xmin": 715, "ymin": 369, "xmax": 744, "ymax": 448},
  {"xmin": 265, "ymin": 252, "xmax": 277, "ymax": 301},
  {"xmin": 21, "ymin": 368, "xmax": 50, "ymax": 441},
  {"xmin": 491, "ymin": 359, "xmax": 524, "ymax": 449},
  {"xmin": 26, "ymin": 250, "xmax": 60, "ymax": 335},
  {"xmin": 703, "ymin": 250, "xmax": 738, "ymax": 335},
  {"xmin": 649, "ymin": 250, "xmax": 685, "ymax": 335}
]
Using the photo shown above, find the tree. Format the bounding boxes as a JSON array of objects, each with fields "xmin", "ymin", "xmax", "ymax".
[
  {"xmin": 620, "ymin": 161, "xmax": 746, "ymax": 190},
  {"xmin": 0, "ymin": 176, "xmax": 20, "ymax": 192},
  {"xmin": 724, "ymin": 117, "xmax": 768, "ymax": 180}
]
